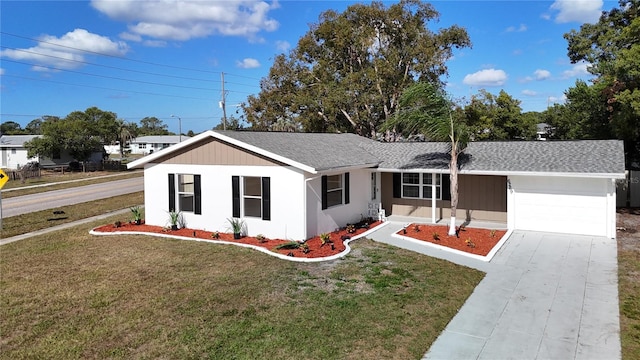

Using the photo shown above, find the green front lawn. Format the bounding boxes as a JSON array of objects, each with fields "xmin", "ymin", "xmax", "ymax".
[{"xmin": 0, "ymin": 220, "xmax": 484, "ymax": 359}]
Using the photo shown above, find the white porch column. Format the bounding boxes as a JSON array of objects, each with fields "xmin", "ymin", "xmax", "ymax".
[{"xmin": 431, "ymin": 172, "xmax": 436, "ymax": 224}]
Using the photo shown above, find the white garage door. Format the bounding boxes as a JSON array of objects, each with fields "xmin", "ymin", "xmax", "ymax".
[{"xmin": 512, "ymin": 176, "xmax": 609, "ymax": 237}]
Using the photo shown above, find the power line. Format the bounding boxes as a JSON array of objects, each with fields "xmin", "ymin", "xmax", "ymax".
[
  {"xmin": 0, "ymin": 31, "xmax": 266, "ymax": 82},
  {"xmin": 3, "ymin": 59, "xmax": 219, "ymax": 92},
  {"xmin": 2, "ymin": 74, "xmax": 215, "ymax": 101},
  {"xmin": 0, "ymin": 46, "xmax": 222, "ymax": 84}
]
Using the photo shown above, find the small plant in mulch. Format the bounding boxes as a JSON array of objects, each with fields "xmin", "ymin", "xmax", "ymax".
[
  {"xmin": 465, "ymin": 238, "xmax": 476, "ymax": 248},
  {"xmin": 413, "ymin": 224, "xmax": 420, "ymax": 232},
  {"xmin": 346, "ymin": 224, "xmax": 356, "ymax": 234},
  {"xmin": 300, "ymin": 243, "xmax": 310, "ymax": 254},
  {"xmin": 432, "ymin": 232, "xmax": 440, "ymax": 241},
  {"xmin": 273, "ymin": 241, "xmax": 301, "ymax": 251},
  {"xmin": 130, "ymin": 206, "xmax": 142, "ymax": 225},
  {"xmin": 211, "ymin": 231, "xmax": 220, "ymax": 239},
  {"xmin": 113, "ymin": 220, "xmax": 122, "ymax": 228},
  {"xmin": 319, "ymin": 233, "xmax": 331, "ymax": 246},
  {"xmin": 256, "ymin": 234, "xmax": 266, "ymax": 243},
  {"xmin": 489, "ymin": 229, "xmax": 496, "ymax": 238}
]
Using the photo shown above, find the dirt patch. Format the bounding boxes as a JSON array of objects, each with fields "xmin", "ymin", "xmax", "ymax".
[
  {"xmin": 397, "ymin": 223, "xmax": 506, "ymax": 256},
  {"xmin": 617, "ymin": 208, "xmax": 640, "ymax": 359}
]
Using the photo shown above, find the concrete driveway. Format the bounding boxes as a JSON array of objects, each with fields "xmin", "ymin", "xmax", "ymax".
[{"xmin": 369, "ymin": 225, "xmax": 621, "ymax": 360}]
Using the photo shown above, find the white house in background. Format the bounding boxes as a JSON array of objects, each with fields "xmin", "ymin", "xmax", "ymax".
[
  {"xmin": 105, "ymin": 136, "xmax": 187, "ymax": 156},
  {"xmin": 127, "ymin": 130, "xmax": 625, "ymax": 241},
  {"xmin": 0, "ymin": 134, "xmax": 103, "ymax": 169},
  {"xmin": 0, "ymin": 135, "xmax": 40, "ymax": 169}
]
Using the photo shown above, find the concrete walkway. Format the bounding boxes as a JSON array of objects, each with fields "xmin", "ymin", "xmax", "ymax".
[{"xmin": 368, "ymin": 221, "xmax": 621, "ymax": 360}]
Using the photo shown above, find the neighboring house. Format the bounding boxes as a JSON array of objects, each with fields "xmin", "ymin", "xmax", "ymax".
[
  {"xmin": 105, "ymin": 136, "xmax": 186, "ymax": 156},
  {"xmin": 128, "ymin": 131, "xmax": 625, "ymax": 240},
  {"xmin": 536, "ymin": 123, "xmax": 552, "ymax": 141},
  {"xmin": 0, "ymin": 134, "xmax": 103, "ymax": 169},
  {"xmin": 1, "ymin": 135, "xmax": 40, "ymax": 169}
]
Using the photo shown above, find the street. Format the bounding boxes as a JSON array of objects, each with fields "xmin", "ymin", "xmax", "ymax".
[{"xmin": 1, "ymin": 177, "xmax": 144, "ymax": 218}]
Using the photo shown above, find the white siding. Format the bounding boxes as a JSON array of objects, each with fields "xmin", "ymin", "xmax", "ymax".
[
  {"xmin": 1, "ymin": 148, "xmax": 37, "ymax": 169},
  {"xmin": 143, "ymin": 163, "xmax": 306, "ymax": 240},
  {"xmin": 305, "ymin": 168, "xmax": 375, "ymax": 239},
  {"xmin": 508, "ymin": 175, "xmax": 616, "ymax": 238}
]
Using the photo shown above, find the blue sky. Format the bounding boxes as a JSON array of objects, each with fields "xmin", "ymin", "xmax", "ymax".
[{"xmin": 0, "ymin": 0, "xmax": 616, "ymax": 134}]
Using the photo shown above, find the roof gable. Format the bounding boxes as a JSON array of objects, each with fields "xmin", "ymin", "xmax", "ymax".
[{"xmin": 127, "ymin": 130, "xmax": 380, "ymax": 173}]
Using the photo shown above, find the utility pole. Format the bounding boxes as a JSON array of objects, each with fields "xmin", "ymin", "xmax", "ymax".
[{"xmin": 221, "ymin": 72, "xmax": 227, "ymax": 130}]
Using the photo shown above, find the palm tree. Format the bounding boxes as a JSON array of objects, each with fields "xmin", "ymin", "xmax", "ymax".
[
  {"xmin": 117, "ymin": 121, "xmax": 137, "ymax": 158},
  {"xmin": 387, "ymin": 82, "xmax": 469, "ymax": 235}
]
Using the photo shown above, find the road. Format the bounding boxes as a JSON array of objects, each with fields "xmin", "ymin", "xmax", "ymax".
[{"xmin": 1, "ymin": 177, "xmax": 144, "ymax": 218}]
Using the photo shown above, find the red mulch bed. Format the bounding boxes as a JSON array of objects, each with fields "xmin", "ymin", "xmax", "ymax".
[
  {"xmin": 93, "ymin": 221, "xmax": 383, "ymax": 259},
  {"xmin": 398, "ymin": 223, "xmax": 506, "ymax": 257}
]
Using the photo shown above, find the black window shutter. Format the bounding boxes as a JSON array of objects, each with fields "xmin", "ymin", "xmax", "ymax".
[
  {"xmin": 392, "ymin": 173, "xmax": 401, "ymax": 198},
  {"xmin": 232, "ymin": 176, "xmax": 240, "ymax": 218},
  {"xmin": 344, "ymin": 172, "xmax": 350, "ymax": 204},
  {"xmin": 168, "ymin": 174, "xmax": 176, "ymax": 212},
  {"xmin": 321, "ymin": 175, "xmax": 328, "ymax": 210},
  {"xmin": 442, "ymin": 174, "xmax": 451, "ymax": 201},
  {"xmin": 194, "ymin": 175, "xmax": 202, "ymax": 215},
  {"xmin": 262, "ymin": 177, "xmax": 271, "ymax": 221}
]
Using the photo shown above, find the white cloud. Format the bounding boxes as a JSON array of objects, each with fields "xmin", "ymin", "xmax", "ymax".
[
  {"xmin": 236, "ymin": 58, "xmax": 260, "ymax": 69},
  {"xmin": 522, "ymin": 89, "xmax": 537, "ymax": 96},
  {"xmin": 562, "ymin": 62, "xmax": 591, "ymax": 78},
  {"xmin": 0, "ymin": 28, "xmax": 128, "ymax": 71},
  {"xmin": 549, "ymin": 94, "xmax": 567, "ymax": 104},
  {"xmin": 550, "ymin": 0, "xmax": 603, "ymax": 23},
  {"xmin": 91, "ymin": 0, "xmax": 280, "ymax": 42},
  {"xmin": 275, "ymin": 40, "xmax": 290, "ymax": 52},
  {"xmin": 534, "ymin": 69, "xmax": 551, "ymax": 80},
  {"xmin": 506, "ymin": 24, "xmax": 527, "ymax": 32},
  {"xmin": 463, "ymin": 69, "xmax": 508, "ymax": 86}
]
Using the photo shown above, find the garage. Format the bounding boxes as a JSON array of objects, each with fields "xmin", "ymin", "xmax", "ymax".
[{"xmin": 508, "ymin": 175, "xmax": 616, "ymax": 238}]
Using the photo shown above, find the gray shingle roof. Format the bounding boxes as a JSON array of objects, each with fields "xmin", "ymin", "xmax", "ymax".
[
  {"xmin": 363, "ymin": 140, "xmax": 625, "ymax": 175},
  {"xmin": 0, "ymin": 135, "xmax": 41, "ymax": 147},
  {"xmin": 214, "ymin": 131, "xmax": 380, "ymax": 172}
]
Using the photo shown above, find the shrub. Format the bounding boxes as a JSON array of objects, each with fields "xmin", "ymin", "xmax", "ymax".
[
  {"xmin": 432, "ymin": 232, "xmax": 440, "ymax": 241},
  {"xmin": 256, "ymin": 234, "xmax": 266, "ymax": 243}
]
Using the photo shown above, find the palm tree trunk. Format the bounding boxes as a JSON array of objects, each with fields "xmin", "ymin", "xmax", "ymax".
[{"xmin": 448, "ymin": 147, "xmax": 458, "ymax": 236}]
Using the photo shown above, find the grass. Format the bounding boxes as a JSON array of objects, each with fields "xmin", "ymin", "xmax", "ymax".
[
  {"xmin": 0, "ymin": 192, "xmax": 144, "ymax": 238},
  {"xmin": 1, "ymin": 170, "xmax": 143, "ymax": 198},
  {"xmin": 0, "ymin": 219, "xmax": 484, "ymax": 359},
  {"xmin": 619, "ymin": 244, "xmax": 640, "ymax": 359}
]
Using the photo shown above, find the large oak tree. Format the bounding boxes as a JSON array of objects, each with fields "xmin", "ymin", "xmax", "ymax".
[{"xmin": 242, "ymin": 0, "xmax": 471, "ymax": 136}]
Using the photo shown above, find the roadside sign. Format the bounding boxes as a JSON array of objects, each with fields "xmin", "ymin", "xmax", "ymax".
[{"xmin": 0, "ymin": 169, "xmax": 8, "ymax": 189}]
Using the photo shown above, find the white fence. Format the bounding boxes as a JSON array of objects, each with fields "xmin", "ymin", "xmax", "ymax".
[{"xmin": 617, "ymin": 170, "xmax": 640, "ymax": 207}]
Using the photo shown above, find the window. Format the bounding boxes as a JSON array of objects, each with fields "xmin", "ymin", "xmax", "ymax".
[
  {"xmin": 400, "ymin": 173, "xmax": 443, "ymax": 199},
  {"xmin": 326, "ymin": 174, "xmax": 343, "ymax": 208},
  {"xmin": 322, "ymin": 172, "xmax": 350, "ymax": 209},
  {"xmin": 139, "ymin": 143, "xmax": 147, "ymax": 149},
  {"xmin": 243, "ymin": 177, "xmax": 262, "ymax": 217},
  {"xmin": 232, "ymin": 176, "xmax": 270, "ymax": 220},
  {"xmin": 168, "ymin": 174, "xmax": 201, "ymax": 214},
  {"xmin": 178, "ymin": 174, "xmax": 195, "ymax": 212}
]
